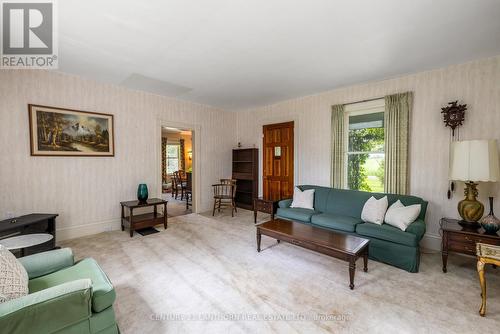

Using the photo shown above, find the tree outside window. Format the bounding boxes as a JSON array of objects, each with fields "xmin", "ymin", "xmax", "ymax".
[{"xmin": 346, "ymin": 112, "xmax": 385, "ymax": 192}]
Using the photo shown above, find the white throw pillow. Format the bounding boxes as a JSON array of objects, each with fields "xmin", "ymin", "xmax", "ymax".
[
  {"xmin": 0, "ymin": 245, "xmax": 29, "ymax": 303},
  {"xmin": 385, "ymin": 200, "xmax": 421, "ymax": 231},
  {"xmin": 290, "ymin": 187, "xmax": 315, "ymax": 210},
  {"xmin": 361, "ymin": 196, "xmax": 388, "ymax": 225}
]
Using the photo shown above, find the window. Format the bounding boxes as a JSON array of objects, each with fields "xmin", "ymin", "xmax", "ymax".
[
  {"xmin": 166, "ymin": 143, "xmax": 180, "ymax": 174},
  {"xmin": 345, "ymin": 100, "xmax": 385, "ymax": 192}
]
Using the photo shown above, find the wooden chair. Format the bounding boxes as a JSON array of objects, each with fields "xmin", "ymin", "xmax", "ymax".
[
  {"xmin": 219, "ymin": 179, "xmax": 237, "ymax": 212},
  {"xmin": 185, "ymin": 172, "xmax": 192, "ymax": 210},
  {"xmin": 477, "ymin": 243, "xmax": 500, "ymax": 316},
  {"xmin": 212, "ymin": 182, "xmax": 237, "ymax": 217},
  {"xmin": 172, "ymin": 171, "xmax": 186, "ymax": 200}
]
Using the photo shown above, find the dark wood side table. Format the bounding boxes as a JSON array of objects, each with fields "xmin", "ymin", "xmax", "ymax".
[
  {"xmin": 440, "ymin": 218, "xmax": 500, "ymax": 272},
  {"xmin": 120, "ymin": 198, "xmax": 168, "ymax": 237},
  {"xmin": 253, "ymin": 197, "xmax": 281, "ymax": 224},
  {"xmin": 0, "ymin": 214, "xmax": 58, "ymax": 257}
]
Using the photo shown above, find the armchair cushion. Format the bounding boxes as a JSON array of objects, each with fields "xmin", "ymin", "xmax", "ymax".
[
  {"xmin": 0, "ymin": 279, "xmax": 92, "ymax": 334},
  {"xmin": 18, "ymin": 248, "xmax": 74, "ymax": 279},
  {"xmin": 29, "ymin": 258, "xmax": 115, "ymax": 313}
]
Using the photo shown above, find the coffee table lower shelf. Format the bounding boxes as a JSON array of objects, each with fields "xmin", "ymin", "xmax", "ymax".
[{"xmin": 256, "ymin": 219, "xmax": 369, "ymax": 290}]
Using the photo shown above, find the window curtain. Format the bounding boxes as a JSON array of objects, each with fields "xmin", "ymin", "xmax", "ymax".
[
  {"xmin": 331, "ymin": 104, "xmax": 346, "ymax": 188},
  {"xmin": 384, "ymin": 92, "xmax": 413, "ymax": 195},
  {"xmin": 179, "ymin": 139, "xmax": 186, "ymax": 171},
  {"xmin": 162, "ymin": 137, "xmax": 167, "ymax": 183}
]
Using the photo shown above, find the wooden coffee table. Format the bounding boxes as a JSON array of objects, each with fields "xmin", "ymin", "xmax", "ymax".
[{"xmin": 256, "ymin": 218, "xmax": 369, "ymax": 289}]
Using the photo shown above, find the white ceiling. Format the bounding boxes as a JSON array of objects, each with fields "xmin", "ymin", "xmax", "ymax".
[{"xmin": 58, "ymin": 0, "xmax": 500, "ymax": 111}]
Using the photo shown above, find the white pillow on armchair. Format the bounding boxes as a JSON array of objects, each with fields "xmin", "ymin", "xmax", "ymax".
[{"xmin": 290, "ymin": 187, "xmax": 315, "ymax": 210}]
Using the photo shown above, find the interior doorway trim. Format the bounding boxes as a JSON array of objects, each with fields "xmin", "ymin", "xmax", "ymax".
[{"xmin": 156, "ymin": 119, "xmax": 201, "ymax": 213}]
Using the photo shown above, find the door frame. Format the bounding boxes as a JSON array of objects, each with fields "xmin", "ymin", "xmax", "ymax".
[
  {"xmin": 261, "ymin": 119, "xmax": 298, "ymax": 198},
  {"xmin": 156, "ymin": 119, "xmax": 201, "ymax": 213}
]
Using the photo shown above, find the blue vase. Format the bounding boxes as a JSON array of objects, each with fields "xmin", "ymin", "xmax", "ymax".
[
  {"xmin": 481, "ymin": 197, "xmax": 500, "ymax": 235},
  {"xmin": 137, "ymin": 184, "xmax": 148, "ymax": 203}
]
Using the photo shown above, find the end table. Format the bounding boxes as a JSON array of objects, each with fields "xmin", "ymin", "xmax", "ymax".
[
  {"xmin": 253, "ymin": 197, "xmax": 281, "ymax": 224},
  {"xmin": 120, "ymin": 198, "xmax": 168, "ymax": 237},
  {"xmin": 440, "ymin": 217, "xmax": 500, "ymax": 273}
]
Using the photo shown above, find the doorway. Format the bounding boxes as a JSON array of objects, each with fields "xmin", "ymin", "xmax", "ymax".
[
  {"xmin": 262, "ymin": 121, "xmax": 294, "ymax": 200},
  {"xmin": 161, "ymin": 126, "xmax": 193, "ymax": 217}
]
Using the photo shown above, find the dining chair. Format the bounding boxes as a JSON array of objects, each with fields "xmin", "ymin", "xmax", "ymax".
[
  {"xmin": 185, "ymin": 172, "xmax": 192, "ymax": 210},
  {"xmin": 172, "ymin": 171, "xmax": 186, "ymax": 200}
]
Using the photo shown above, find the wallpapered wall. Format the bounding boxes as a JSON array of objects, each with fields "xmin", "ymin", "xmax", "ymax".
[
  {"xmin": 1, "ymin": 56, "xmax": 499, "ymax": 246},
  {"xmin": 0, "ymin": 70, "xmax": 236, "ymax": 240},
  {"xmin": 236, "ymin": 56, "xmax": 500, "ymax": 249}
]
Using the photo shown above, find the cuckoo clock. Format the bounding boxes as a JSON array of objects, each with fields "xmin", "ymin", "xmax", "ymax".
[{"xmin": 441, "ymin": 101, "xmax": 466, "ymax": 137}]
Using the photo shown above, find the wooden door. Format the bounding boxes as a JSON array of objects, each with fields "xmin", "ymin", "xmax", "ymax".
[{"xmin": 263, "ymin": 121, "xmax": 294, "ymax": 200}]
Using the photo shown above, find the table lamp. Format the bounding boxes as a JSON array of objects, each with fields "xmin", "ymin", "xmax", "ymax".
[{"xmin": 449, "ymin": 140, "xmax": 500, "ymax": 226}]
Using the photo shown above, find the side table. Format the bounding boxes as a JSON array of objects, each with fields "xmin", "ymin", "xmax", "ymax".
[
  {"xmin": 120, "ymin": 198, "xmax": 168, "ymax": 237},
  {"xmin": 0, "ymin": 233, "xmax": 54, "ymax": 257},
  {"xmin": 440, "ymin": 217, "xmax": 500, "ymax": 272},
  {"xmin": 0, "ymin": 213, "xmax": 58, "ymax": 257},
  {"xmin": 253, "ymin": 197, "xmax": 281, "ymax": 224}
]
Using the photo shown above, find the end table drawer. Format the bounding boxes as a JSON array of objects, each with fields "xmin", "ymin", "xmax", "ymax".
[
  {"xmin": 255, "ymin": 200, "xmax": 273, "ymax": 213},
  {"xmin": 449, "ymin": 233, "xmax": 500, "ymax": 246},
  {"xmin": 448, "ymin": 240, "xmax": 476, "ymax": 255}
]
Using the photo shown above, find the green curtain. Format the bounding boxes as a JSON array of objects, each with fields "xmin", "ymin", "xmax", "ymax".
[
  {"xmin": 331, "ymin": 104, "xmax": 346, "ymax": 188},
  {"xmin": 384, "ymin": 92, "xmax": 413, "ymax": 195},
  {"xmin": 179, "ymin": 139, "xmax": 186, "ymax": 171},
  {"xmin": 162, "ymin": 137, "xmax": 167, "ymax": 183}
]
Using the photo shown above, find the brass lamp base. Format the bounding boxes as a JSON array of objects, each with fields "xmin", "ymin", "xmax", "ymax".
[{"xmin": 457, "ymin": 182, "xmax": 484, "ymax": 223}]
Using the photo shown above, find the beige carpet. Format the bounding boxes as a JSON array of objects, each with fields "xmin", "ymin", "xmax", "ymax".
[
  {"xmin": 61, "ymin": 210, "xmax": 500, "ymax": 334},
  {"xmin": 161, "ymin": 194, "xmax": 192, "ymax": 218}
]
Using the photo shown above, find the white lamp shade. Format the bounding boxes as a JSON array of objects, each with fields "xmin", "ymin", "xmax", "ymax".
[{"xmin": 449, "ymin": 140, "xmax": 500, "ymax": 182}]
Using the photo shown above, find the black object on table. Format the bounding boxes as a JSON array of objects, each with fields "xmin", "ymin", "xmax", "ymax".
[{"xmin": 0, "ymin": 213, "xmax": 58, "ymax": 257}]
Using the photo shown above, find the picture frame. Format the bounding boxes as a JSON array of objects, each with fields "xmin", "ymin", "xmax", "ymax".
[{"xmin": 28, "ymin": 104, "xmax": 115, "ymax": 157}]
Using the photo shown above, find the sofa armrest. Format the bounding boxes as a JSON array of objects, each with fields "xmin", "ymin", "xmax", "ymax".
[
  {"xmin": 406, "ymin": 219, "xmax": 426, "ymax": 242},
  {"xmin": 278, "ymin": 199, "xmax": 292, "ymax": 208},
  {"xmin": 18, "ymin": 248, "xmax": 74, "ymax": 279},
  {"xmin": 0, "ymin": 279, "xmax": 92, "ymax": 334}
]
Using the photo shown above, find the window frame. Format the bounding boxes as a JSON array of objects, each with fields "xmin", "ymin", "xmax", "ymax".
[
  {"xmin": 165, "ymin": 142, "xmax": 181, "ymax": 175},
  {"xmin": 343, "ymin": 99, "xmax": 385, "ymax": 190}
]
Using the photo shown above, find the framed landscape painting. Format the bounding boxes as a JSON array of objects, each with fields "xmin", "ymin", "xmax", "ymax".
[{"xmin": 29, "ymin": 104, "xmax": 115, "ymax": 156}]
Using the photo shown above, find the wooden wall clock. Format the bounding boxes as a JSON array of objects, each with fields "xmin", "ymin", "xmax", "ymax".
[{"xmin": 441, "ymin": 101, "xmax": 466, "ymax": 137}]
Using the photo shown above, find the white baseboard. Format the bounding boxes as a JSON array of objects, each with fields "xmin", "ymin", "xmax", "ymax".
[
  {"xmin": 57, "ymin": 218, "xmax": 122, "ymax": 241},
  {"xmin": 420, "ymin": 233, "xmax": 441, "ymax": 251}
]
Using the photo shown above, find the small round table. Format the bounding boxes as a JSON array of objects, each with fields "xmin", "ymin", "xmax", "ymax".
[{"xmin": 0, "ymin": 233, "xmax": 54, "ymax": 256}]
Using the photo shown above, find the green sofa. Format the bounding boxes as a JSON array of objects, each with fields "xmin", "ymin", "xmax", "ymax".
[
  {"xmin": 0, "ymin": 248, "xmax": 119, "ymax": 334},
  {"xmin": 277, "ymin": 185, "xmax": 428, "ymax": 272}
]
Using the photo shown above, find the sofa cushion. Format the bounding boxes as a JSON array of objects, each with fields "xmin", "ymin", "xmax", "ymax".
[
  {"xmin": 28, "ymin": 258, "xmax": 115, "ymax": 313},
  {"xmin": 276, "ymin": 207, "xmax": 318, "ymax": 223},
  {"xmin": 311, "ymin": 213, "xmax": 362, "ymax": 233},
  {"xmin": 298, "ymin": 185, "xmax": 428, "ymax": 221},
  {"xmin": 356, "ymin": 222, "xmax": 422, "ymax": 247},
  {"xmin": 290, "ymin": 187, "xmax": 315, "ymax": 210}
]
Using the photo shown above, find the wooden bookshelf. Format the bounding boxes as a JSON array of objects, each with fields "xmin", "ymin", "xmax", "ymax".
[{"xmin": 232, "ymin": 148, "xmax": 258, "ymax": 210}]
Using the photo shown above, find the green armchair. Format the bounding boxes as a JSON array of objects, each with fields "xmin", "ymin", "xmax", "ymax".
[{"xmin": 0, "ymin": 248, "xmax": 118, "ymax": 334}]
